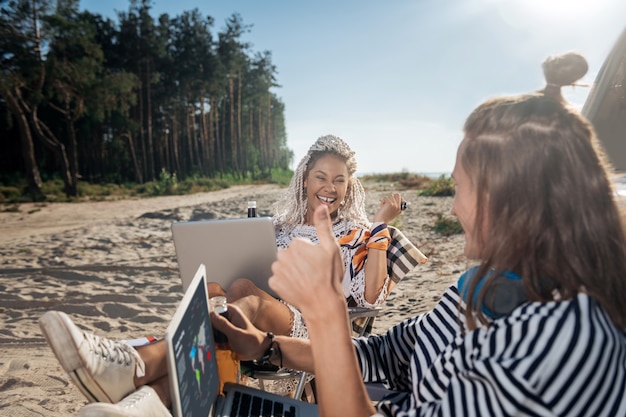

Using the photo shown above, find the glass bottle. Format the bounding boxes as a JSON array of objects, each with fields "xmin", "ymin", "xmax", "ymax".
[
  {"xmin": 247, "ymin": 200, "xmax": 257, "ymax": 218},
  {"xmin": 209, "ymin": 296, "xmax": 240, "ymax": 394}
]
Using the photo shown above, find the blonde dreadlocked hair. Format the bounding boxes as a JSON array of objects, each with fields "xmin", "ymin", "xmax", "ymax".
[{"xmin": 273, "ymin": 134, "xmax": 370, "ymax": 232}]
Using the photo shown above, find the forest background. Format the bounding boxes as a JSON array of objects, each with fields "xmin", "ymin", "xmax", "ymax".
[{"xmin": 1, "ymin": 0, "xmax": 293, "ymax": 202}]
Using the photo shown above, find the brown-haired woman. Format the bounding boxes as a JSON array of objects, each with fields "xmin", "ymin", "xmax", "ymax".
[{"xmin": 219, "ymin": 52, "xmax": 626, "ymax": 416}]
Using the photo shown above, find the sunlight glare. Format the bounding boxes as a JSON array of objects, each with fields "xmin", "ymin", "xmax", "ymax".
[{"xmin": 522, "ymin": 0, "xmax": 602, "ymax": 19}]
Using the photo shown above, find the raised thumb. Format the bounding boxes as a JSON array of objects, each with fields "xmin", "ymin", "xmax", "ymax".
[{"xmin": 313, "ymin": 205, "xmax": 334, "ymax": 248}]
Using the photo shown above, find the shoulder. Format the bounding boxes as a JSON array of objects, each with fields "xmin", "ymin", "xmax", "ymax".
[
  {"xmin": 507, "ymin": 293, "xmax": 616, "ymax": 334},
  {"xmin": 453, "ymin": 294, "xmax": 626, "ymax": 411},
  {"xmin": 471, "ymin": 294, "xmax": 625, "ymax": 377},
  {"xmin": 340, "ymin": 218, "xmax": 369, "ymax": 233}
]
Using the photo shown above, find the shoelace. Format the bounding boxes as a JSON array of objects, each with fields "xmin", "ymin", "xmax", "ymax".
[
  {"xmin": 119, "ymin": 387, "xmax": 152, "ymax": 409},
  {"xmin": 84, "ymin": 331, "xmax": 146, "ymax": 378}
]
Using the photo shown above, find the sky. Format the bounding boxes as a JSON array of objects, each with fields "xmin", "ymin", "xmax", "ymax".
[{"xmin": 80, "ymin": 0, "xmax": 626, "ymax": 175}]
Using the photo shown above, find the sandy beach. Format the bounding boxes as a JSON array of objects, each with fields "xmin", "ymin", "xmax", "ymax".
[{"xmin": 0, "ymin": 181, "xmax": 467, "ymax": 416}]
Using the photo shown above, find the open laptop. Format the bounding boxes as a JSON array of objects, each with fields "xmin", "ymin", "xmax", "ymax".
[
  {"xmin": 165, "ymin": 263, "xmax": 318, "ymax": 417},
  {"xmin": 171, "ymin": 217, "xmax": 278, "ymax": 295}
]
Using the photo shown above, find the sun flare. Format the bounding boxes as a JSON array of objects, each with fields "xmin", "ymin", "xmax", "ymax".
[{"xmin": 518, "ymin": 0, "xmax": 610, "ymax": 20}]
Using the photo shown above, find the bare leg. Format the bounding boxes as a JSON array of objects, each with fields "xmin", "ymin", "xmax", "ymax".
[
  {"xmin": 126, "ymin": 340, "xmax": 172, "ymax": 408},
  {"xmin": 134, "ymin": 340, "xmax": 169, "ymax": 387},
  {"xmin": 207, "ymin": 282, "xmax": 226, "ymax": 298},
  {"xmin": 227, "ymin": 279, "xmax": 294, "ymax": 336},
  {"xmin": 149, "ymin": 375, "xmax": 172, "ymax": 407},
  {"xmin": 130, "ymin": 280, "xmax": 286, "ymax": 400}
]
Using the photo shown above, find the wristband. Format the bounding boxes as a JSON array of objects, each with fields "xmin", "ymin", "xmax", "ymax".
[{"xmin": 255, "ymin": 332, "xmax": 282, "ymax": 368}]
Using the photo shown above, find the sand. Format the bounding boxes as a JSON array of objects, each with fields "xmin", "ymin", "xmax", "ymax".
[{"xmin": 0, "ymin": 181, "xmax": 468, "ymax": 416}]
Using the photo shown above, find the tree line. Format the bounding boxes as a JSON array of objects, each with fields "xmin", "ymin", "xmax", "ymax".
[{"xmin": 0, "ymin": 0, "xmax": 292, "ymax": 200}]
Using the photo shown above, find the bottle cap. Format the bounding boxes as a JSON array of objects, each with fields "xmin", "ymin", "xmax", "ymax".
[
  {"xmin": 248, "ymin": 200, "xmax": 257, "ymax": 207},
  {"xmin": 210, "ymin": 296, "xmax": 228, "ymax": 314}
]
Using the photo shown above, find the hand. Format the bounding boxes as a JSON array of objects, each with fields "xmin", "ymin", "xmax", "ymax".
[
  {"xmin": 373, "ymin": 192, "xmax": 403, "ymax": 224},
  {"xmin": 210, "ymin": 304, "xmax": 267, "ymax": 360},
  {"xmin": 269, "ymin": 205, "xmax": 345, "ymax": 319}
]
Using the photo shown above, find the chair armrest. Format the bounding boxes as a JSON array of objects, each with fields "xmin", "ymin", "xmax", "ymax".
[
  {"xmin": 348, "ymin": 307, "xmax": 382, "ymax": 337},
  {"xmin": 348, "ymin": 306, "xmax": 382, "ymax": 319}
]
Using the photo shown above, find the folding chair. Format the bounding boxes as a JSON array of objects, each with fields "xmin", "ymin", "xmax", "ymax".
[{"xmin": 248, "ymin": 226, "xmax": 427, "ymax": 402}]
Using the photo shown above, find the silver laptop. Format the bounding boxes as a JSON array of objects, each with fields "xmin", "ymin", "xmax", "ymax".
[
  {"xmin": 171, "ymin": 217, "xmax": 278, "ymax": 296},
  {"xmin": 165, "ymin": 264, "xmax": 318, "ymax": 417}
]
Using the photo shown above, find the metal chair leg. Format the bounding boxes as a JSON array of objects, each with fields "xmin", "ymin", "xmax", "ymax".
[{"xmin": 292, "ymin": 371, "xmax": 308, "ymax": 400}]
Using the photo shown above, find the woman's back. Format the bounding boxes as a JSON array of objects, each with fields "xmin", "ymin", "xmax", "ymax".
[{"xmin": 384, "ymin": 291, "xmax": 626, "ymax": 416}]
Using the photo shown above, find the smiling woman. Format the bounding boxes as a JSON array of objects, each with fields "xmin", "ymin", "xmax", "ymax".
[{"xmin": 303, "ymin": 154, "xmax": 350, "ymax": 225}]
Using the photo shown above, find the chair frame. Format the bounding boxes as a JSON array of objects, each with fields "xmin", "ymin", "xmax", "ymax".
[
  {"xmin": 250, "ymin": 225, "xmax": 426, "ymax": 402},
  {"xmin": 249, "ymin": 306, "xmax": 382, "ymax": 400}
]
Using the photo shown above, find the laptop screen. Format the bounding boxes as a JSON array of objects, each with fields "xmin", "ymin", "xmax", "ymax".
[
  {"xmin": 167, "ymin": 264, "xmax": 319, "ymax": 417},
  {"xmin": 168, "ymin": 266, "xmax": 220, "ymax": 417},
  {"xmin": 171, "ymin": 217, "xmax": 278, "ymax": 295}
]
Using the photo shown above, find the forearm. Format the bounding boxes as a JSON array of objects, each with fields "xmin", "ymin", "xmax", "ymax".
[
  {"xmin": 363, "ymin": 247, "xmax": 390, "ymax": 304},
  {"xmin": 305, "ymin": 297, "xmax": 376, "ymax": 417},
  {"xmin": 361, "ymin": 221, "xmax": 392, "ymax": 304},
  {"xmin": 268, "ymin": 335, "xmax": 315, "ymax": 373}
]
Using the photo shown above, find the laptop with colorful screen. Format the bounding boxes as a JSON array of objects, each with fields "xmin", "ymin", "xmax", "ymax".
[{"xmin": 164, "ymin": 263, "xmax": 318, "ymax": 417}]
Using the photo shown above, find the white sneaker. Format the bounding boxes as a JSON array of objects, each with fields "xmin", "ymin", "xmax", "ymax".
[
  {"xmin": 39, "ymin": 311, "xmax": 146, "ymax": 403},
  {"xmin": 76, "ymin": 386, "xmax": 171, "ymax": 417}
]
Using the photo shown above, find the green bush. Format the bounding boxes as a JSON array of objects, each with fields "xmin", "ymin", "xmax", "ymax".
[
  {"xmin": 269, "ymin": 167, "xmax": 293, "ymax": 186},
  {"xmin": 425, "ymin": 213, "xmax": 463, "ymax": 236},
  {"xmin": 40, "ymin": 178, "xmax": 66, "ymax": 196},
  {"xmin": 360, "ymin": 171, "xmax": 432, "ymax": 190},
  {"xmin": 78, "ymin": 182, "xmax": 130, "ymax": 198},
  {"xmin": 148, "ymin": 168, "xmax": 178, "ymax": 196},
  {"xmin": 177, "ymin": 176, "xmax": 230, "ymax": 194},
  {"xmin": 419, "ymin": 175, "xmax": 455, "ymax": 197},
  {"xmin": 1, "ymin": 167, "xmax": 291, "ymax": 203},
  {"xmin": 0, "ymin": 186, "xmax": 22, "ymax": 203},
  {"xmin": 360, "ymin": 172, "xmax": 411, "ymax": 183}
]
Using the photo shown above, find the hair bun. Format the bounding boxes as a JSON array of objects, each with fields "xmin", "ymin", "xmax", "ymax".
[{"xmin": 542, "ymin": 52, "xmax": 588, "ymax": 87}]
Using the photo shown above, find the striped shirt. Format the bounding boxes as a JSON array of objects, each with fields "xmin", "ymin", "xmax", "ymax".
[{"xmin": 354, "ymin": 285, "xmax": 626, "ymax": 416}]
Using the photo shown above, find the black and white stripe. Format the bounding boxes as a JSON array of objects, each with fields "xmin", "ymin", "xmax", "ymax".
[{"xmin": 354, "ymin": 286, "xmax": 626, "ymax": 417}]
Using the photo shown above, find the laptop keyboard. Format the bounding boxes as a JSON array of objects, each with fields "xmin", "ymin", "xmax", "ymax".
[{"xmin": 231, "ymin": 391, "xmax": 297, "ymax": 417}]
